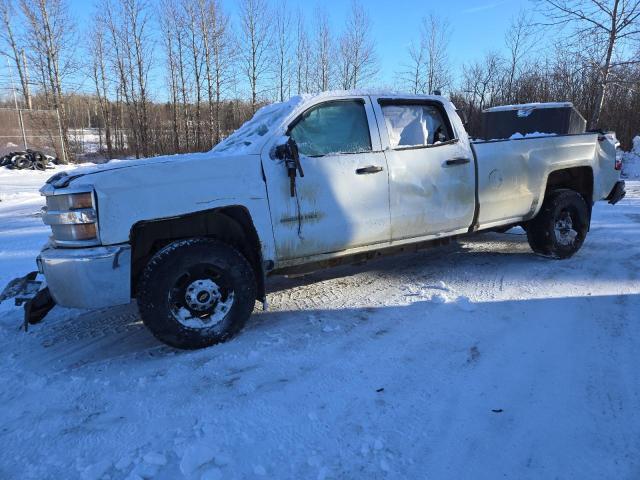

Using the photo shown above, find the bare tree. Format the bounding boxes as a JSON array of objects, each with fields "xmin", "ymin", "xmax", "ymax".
[
  {"xmin": 538, "ymin": 0, "xmax": 640, "ymax": 127},
  {"xmin": 160, "ymin": 0, "xmax": 181, "ymax": 152},
  {"xmin": 294, "ymin": 8, "xmax": 311, "ymax": 94},
  {"xmin": 337, "ymin": 0, "xmax": 377, "ymax": 90},
  {"xmin": 194, "ymin": 0, "xmax": 221, "ymax": 148},
  {"xmin": 239, "ymin": 0, "xmax": 272, "ymax": 112},
  {"xmin": 0, "ymin": 0, "xmax": 31, "ymax": 108},
  {"xmin": 174, "ymin": 7, "xmax": 192, "ymax": 150},
  {"xmin": 103, "ymin": 0, "xmax": 137, "ymax": 156},
  {"xmin": 313, "ymin": 7, "xmax": 332, "ymax": 92},
  {"xmin": 423, "ymin": 15, "xmax": 451, "ymax": 94},
  {"xmin": 183, "ymin": 0, "xmax": 204, "ymax": 150},
  {"xmin": 90, "ymin": 24, "xmax": 113, "ymax": 157},
  {"xmin": 398, "ymin": 13, "xmax": 451, "ymax": 95},
  {"xmin": 273, "ymin": 0, "xmax": 292, "ymax": 102},
  {"xmin": 504, "ymin": 10, "xmax": 534, "ymax": 102},
  {"xmin": 462, "ymin": 52, "xmax": 503, "ymax": 111},
  {"xmin": 126, "ymin": 0, "xmax": 153, "ymax": 156},
  {"xmin": 102, "ymin": 0, "xmax": 153, "ymax": 158},
  {"xmin": 21, "ymin": 0, "xmax": 76, "ymax": 162},
  {"xmin": 210, "ymin": 1, "xmax": 235, "ymax": 142},
  {"xmin": 337, "ymin": 35, "xmax": 352, "ymax": 90},
  {"xmin": 402, "ymin": 37, "xmax": 428, "ymax": 94}
]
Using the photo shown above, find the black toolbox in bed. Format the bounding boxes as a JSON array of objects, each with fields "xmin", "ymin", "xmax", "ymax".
[{"xmin": 480, "ymin": 102, "xmax": 587, "ymax": 140}]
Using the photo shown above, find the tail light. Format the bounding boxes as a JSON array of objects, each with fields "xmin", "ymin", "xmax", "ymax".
[{"xmin": 615, "ymin": 156, "xmax": 623, "ymax": 171}]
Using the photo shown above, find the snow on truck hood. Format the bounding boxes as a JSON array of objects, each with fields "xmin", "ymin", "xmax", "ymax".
[{"xmin": 44, "ymin": 152, "xmax": 222, "ymax": 188}]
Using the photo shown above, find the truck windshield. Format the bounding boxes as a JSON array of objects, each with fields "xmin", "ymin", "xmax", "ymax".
[{"xmin": 212, "ymin": 97, "xmax": 303, "ymax": 155}]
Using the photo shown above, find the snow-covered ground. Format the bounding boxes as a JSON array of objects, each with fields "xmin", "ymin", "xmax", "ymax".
[{"xmin": 0, "ymin": 167, "xmax": 639, "ymax": 480}]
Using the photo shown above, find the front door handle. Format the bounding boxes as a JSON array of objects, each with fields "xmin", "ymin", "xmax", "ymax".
[
  {"xmin": 445, "ymin": 157, "xmax": 471, "ymax": 166},
  {"xmin": 356, "ymin": 165, "xmax": 384, "ymax": 175}
]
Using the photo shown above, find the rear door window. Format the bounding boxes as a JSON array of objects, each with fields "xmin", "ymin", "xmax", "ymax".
[
  {"xmin": 381, "ymin": 104, "xmax": 453, "ymax": 148},
  {"xmin": 289, "ymin": 100, "xmax": 372, "ymax": 157}
]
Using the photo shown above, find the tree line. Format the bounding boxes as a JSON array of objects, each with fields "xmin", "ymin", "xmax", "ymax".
[{"xmin": 0, "ymin": 0, "xmax": 638, "ymax": 163}]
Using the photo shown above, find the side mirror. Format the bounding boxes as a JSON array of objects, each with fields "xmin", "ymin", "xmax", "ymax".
[
  {"xmin": 274, "ymin": 141, "xmax": 289, "ymax": 160},
  {"xmin": 275, "ymin": 137, "xmax": 304, "ymax": 197}
]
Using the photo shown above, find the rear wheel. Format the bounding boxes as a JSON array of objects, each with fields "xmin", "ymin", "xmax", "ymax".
[
  {"xmin": 138, "ymin": 238, "xmax": 257, "ymax": 349},
  {"xmin": 526, "ymin": 189, "xmax": 590, "ymax": 259}
]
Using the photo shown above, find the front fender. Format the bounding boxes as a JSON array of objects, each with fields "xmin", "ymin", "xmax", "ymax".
[{"xmin": 71, "ymin": 154, "xmax": 277, "ymax": 264}]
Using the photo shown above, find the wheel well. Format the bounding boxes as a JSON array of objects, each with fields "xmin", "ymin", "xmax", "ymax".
[
  {"xmin": 130, "ymin": 206, "xmax": 265, "ymax": 301},
  {"xmin": 545, "ymin": 167, "xmax": 593, "ymax": 205}
]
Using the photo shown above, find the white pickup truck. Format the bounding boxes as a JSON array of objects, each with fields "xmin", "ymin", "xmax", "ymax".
[{"xmin": 3, "ymin": 91, "xmax": 626, "ymax": 349}]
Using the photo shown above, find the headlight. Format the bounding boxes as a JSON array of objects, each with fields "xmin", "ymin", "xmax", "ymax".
[
  {"xmin": 45, "ymin": 192, "xmax": 93, "ymax": 210},
  {"xmin": 42, "ymin": 190, "xmax": 99, "ymax": 246}
]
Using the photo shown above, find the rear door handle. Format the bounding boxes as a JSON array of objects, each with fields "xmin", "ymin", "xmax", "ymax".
[
  {"xmin": 445, "ymin": 157, "xmax": 471, "ymax": 166},
  {"xmin": 356, "ymin": 165, "xmax": 384, "ymax": 174}
]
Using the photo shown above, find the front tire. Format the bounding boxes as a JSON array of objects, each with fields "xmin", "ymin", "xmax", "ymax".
[
  {"xmin": 138, "ymin": 238, "xmax": 257, "ymax": 349},
  {"xmin": 526, "ymin": 189, "xmax": 590, "ymax": 259}
]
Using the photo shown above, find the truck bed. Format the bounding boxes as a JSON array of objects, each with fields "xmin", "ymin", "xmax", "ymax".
[{"xmin": 471, "ymin": 133, "xmax": 619, "ymax": 230}]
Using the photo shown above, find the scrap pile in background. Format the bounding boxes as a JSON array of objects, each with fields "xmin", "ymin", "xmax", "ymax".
[{"xmin": 0, "ymin": 150, "xmax": 57, "ymax": 171}]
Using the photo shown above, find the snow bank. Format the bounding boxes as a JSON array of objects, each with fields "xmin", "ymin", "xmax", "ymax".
[{"xmin": 622, "ymin": 136, "xmax": 640, "ymax": 179}]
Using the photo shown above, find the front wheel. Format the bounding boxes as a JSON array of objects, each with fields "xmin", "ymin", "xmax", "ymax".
[
  {"xmin": 137, "ymin": 238, "xmax": 257, "ymax": 349},
  {"xmin": 526, "ymin": 189, "xmax": 590, "ymax": 259}
]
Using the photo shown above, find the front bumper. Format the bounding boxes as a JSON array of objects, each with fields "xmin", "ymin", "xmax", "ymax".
[
  {"xmin": 606, "ymin": 180, "xmax": 626, "ymax": 205},
  {"xmin": 38, "ymin": 244, "xmax": 131, "ymax": 309}
]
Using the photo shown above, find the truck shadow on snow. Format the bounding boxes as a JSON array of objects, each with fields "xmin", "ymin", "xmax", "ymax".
[
  {"xmin": 265, "ymin": 229, "xmax": 622, "ymax": 296},
  {"xmin": 9, "ymin": 291, "xmax": 638, "ymax": 379}
]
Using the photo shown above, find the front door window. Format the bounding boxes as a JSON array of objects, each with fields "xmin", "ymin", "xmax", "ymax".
[{"xmin": 289, "ymin": 100, "xmax": 372, "ymax": 157}]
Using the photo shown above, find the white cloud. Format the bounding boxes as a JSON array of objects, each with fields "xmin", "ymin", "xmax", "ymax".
[{"xmin": 462, "ymin": 1, "xmax": 509, "ymax": 14}]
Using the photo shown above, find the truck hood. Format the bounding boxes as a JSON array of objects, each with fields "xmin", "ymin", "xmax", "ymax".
[
  {"xmin": 44, "ymin": 151, "xmax": 270, "ymax": 245},
  {"xmin": 45, "ymin": 151, "xmax": 244, "ymax": 189}
]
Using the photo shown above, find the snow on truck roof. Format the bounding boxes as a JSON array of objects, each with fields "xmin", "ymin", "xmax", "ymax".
[
  {"xmin": 483, "ymin": 102, "xmax": 574, "ymax": 113},
  {"xmin": 212, "ymin": 90, "xmax": 448, "ymax": 155}
]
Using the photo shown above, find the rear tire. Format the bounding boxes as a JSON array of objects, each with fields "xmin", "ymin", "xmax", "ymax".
[
  {"xmin": 137, "ymin": 238, "xmax": 257, "ymax": 349},
  {"xmin": 526, "ymin": 189, "xmax": 590, "ymax": 259}
]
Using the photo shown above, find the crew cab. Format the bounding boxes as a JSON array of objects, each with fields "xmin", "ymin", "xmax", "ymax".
[{"xmin": 4, "ymin": 91, "xmax": 626, "ymax": 349}]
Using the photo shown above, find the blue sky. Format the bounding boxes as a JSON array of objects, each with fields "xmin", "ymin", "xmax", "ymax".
[
  {"xmin": 68, "ymin": 0, "xmax": 533, "ymax": 98},
  {"xmin": 292, "ymin": 0, "xmax": 532, "ymax": 86}
]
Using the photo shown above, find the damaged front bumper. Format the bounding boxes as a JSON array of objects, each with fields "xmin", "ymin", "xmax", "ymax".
[
  {"xmin": 1, "ymin": 244, "xmax": 132, "ymax": 328},
  {"xmin": 38, "ymin": 243, "xmax": 131, "ymax": 309},
  {"xmin": 606, "ymin": 180, "xmax": 626, "ymax": 205}
]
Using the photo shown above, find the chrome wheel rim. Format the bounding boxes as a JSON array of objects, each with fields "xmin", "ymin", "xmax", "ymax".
[
  {"xmin": 168, "ymin": 264, "xmax": 234, "ymax": 329},
  {"xmin": 554, "ymin": 210, "xmax": 578, "ymax": 247}
]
